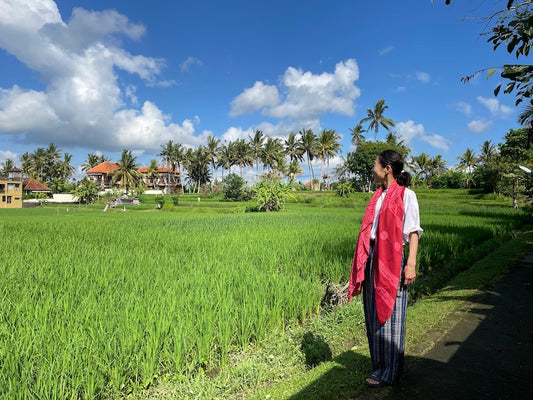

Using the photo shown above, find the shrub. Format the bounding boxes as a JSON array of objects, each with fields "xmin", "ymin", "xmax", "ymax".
[
  {"xmin": 222, "ymin": 173, "xmax": 251, "ymax": 201},
  {"xmin": 252, "ymin": 179, "xmax": 295, "ymax": 212},
  {"xmin": 336, "ymin": 182, "xmax": 354, "ymax": 198},
  {"xmin": 155, "ymin": 195, "xmax": 165, "ymax": 209}
]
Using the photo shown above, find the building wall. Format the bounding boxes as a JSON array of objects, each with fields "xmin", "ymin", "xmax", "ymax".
[{"xmin": 0, "ymin": 179, "xmax": 23, "ymax": 208}]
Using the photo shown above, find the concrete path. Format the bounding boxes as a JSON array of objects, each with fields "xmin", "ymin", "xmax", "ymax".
[{"xmin": 360, "ymin": 246, "xmax": 533, "ymax": 400}]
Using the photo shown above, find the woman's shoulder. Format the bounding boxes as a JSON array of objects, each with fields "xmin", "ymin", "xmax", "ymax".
[{"xmin": 403, "ymin": 187, "xmax": 418, "ymax": 200}]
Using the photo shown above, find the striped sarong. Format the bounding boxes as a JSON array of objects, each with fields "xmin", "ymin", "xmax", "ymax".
[{"xmin": 363, "ymin": 242, "xmax": 408, "ymax": 385}]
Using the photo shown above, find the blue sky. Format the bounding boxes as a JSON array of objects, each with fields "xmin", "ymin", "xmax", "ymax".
[{"xmin": 0, "ymin": 0, "xmax": 523, "ymax": 181}]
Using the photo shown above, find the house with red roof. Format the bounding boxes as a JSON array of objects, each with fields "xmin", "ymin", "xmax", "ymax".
[
  {"xmin": 86, "ymin": 162, "xmax": 181, "ymax": 193},
  {"xmin": 22, "ymin": 178, "xmax": 52, "ymax": 194}
]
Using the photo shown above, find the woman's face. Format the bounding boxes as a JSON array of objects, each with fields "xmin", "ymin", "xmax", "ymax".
[{"xmin": 373, "ymin": 157, "xmax": 389, "ymax": 184}]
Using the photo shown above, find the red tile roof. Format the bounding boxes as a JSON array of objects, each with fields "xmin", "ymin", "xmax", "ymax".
[
  {"xmin": 138, "ymin": 166, "xmax": 179, "ymax": 173},
  {"xmin": 23, "ymin": 178, "xmax": 51, "ymax": 192},
  {"xmin": 86, "ymin": 162, "xmax": 120, "ymax": 174}
]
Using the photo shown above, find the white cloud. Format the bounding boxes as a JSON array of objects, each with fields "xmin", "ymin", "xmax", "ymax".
[
  {"xmin": 456, "ymin": 101, "xmax": 472, "ymax": 115},
  {"xmin": 180, "ymin": 56, "xmax": 203, "ymax": 72},
  {"xmin": 477, "ymin": 96, "xmax": 513, "ymax": 118},
  {"xmin": 221, "ymin": 126, "xmax": 253, "ymax": 142},
  {"xmin": 395, "ymin": 86, "xmax": 407, "ymax": 92},
  {"xmin": 0, "ymin": 150, "xmax": 19, "ymax": 165},
  {"xmin": 229, "ymin": 81, "xmax": 280, "ymax": 117},
  {"xmin": 415, "ymin": 72, "xmax": 430, "ymax": 83},
  {"xmin": 378, "ymin": 46, "xmax": 393, "ymax": 56},
  {"xmin": 396, "ymin": 120, "xmax": 449, "ymax": 151},
  {"xmin": 0, "ymin": 0, "xmax": 196, "ymax": 152},
  {"xmin": 467, "ymin": 119, "xmax": 493, "ymax": 133},
  {"xmin": 230, "ymin": 59, "xmax": 361, "ymax": 121}
]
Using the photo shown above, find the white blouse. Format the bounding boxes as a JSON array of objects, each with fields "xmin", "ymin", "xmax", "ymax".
[{"xmin": 370, "ymin": 187, "xmax": 423, "ymax": 244}]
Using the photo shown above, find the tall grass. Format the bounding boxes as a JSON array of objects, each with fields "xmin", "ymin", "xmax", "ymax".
[{"xmin": 0, "ymin": 190, "xmax": 528, "ymax": 399}]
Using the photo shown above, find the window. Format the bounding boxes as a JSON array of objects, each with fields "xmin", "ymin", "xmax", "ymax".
[
  {"xmin": 7, "ymin": 196, "xmax": 11, "ymax": 204},
  {"xmin": 15, "ymin": 184, "xmax": 20, "ymax": 190},
  {"xmin": 7, "ymin": 183, "xmax": 13, "ymax": 190},
  {"xmin": 1, "ymin": 195, "xmax": 5, "ymax": 202}
]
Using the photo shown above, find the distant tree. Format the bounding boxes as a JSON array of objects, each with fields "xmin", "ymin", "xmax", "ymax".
[
  {"xmin": 81, "ymin": 153, "xmax": 100, "ymax": 172},
  {"xmin": 1, "ymin": 158, "xmax": 15, "ymax": 176},
  {"xmin": 185, "ymin": 146, "xmax": 212, "ymax": 193},
  {"xmin": 217, "ymin": 142, "xmax": 235, "ymax": 179},
  {"xmin": 349, "ymin": 123, "xmax": 366, "ymax": 147},
  {"xmin": 261, "ymin": 137, "xmax": 284, "ymax": 172},
  {"xmin": 298, "ymin": 129, "xmax": 318, "ymax": 186},
  {"xmin": 359, "ymin": 99, "xmax": 395, "ymax": 140},
  {"xmin": 232, "ymin": 139, "xmax": 253, "ymax": 178},
  {"xmin": 249, "ymin": 130, "xmax": 266, "ymax": 176},
  {"xmin": 112, "ymin": 149, "xmax": 143, "ymax": 195},
  {"xmin": 205, "ymin": 136, "xmax": 220, "ymax": 184},
  {"xmin": 316, "ymin": 129, "xmax": 342, "ymax": 189},
  {"xmin": 456, "ymin": 148, "xmax": 478, "ymax": 187},
  {"xmin": 222, "ymin": 173, "xmax": 250, "ymax": 201},
  {"xmin": 146, "ymin": 159, "xmax": 159, "ymax": 189},
  {"xmin": 72, "ymin": 179, "xmax": 100, "ymax": 205},
  {"xmin": 284, "ymin": 132, "xmax": 304, "ymax": 162},
  {"xmin": 287, "ymin": 159, "xmax": 303, "ymax": 184}
]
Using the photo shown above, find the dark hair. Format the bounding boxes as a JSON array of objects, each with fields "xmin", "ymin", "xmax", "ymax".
[{"xmin": 377, "ymin": 150, "xmax": 411, "ymax": 187}]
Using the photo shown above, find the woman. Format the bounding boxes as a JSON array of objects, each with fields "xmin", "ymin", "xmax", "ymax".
[{"xmin": 348, "ymin": 150, "xmax": 422, "ymax": 387}]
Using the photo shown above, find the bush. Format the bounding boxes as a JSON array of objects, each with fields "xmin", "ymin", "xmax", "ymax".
[
  {"xmin": 222, "ymin": 173, "xmax": 251, "ymax": 201},
  {"xmin": 336, "ymin": 182, "xmax": 354, "ymax": 198},
  {"xmin": 155, "ymin": 195, "xmax": 165, "ymax": 209},
  {"xmin": 430, "ymin": 171, "xmax": 465, "ymax": 189},
  {"xmin": 252, "ymin": 179, "xmax": 295, "ymax": 212}
]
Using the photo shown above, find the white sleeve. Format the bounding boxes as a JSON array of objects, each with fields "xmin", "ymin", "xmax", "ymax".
[{"xmin": 403, "ymin": 188, "xmax": 423, "ymax": 243}]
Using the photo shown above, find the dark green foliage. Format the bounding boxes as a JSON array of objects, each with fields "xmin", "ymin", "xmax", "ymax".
[
  {"xmin": 222, "ymin": 173, "xmax": 251, "ymax": 201},
  {"xmin": 430, "ymin": 171, "xmax": 465, "ymax": 189},
  {"xmin": 155, "ymin": 195, "xmax": 165, "ymax": 209}
]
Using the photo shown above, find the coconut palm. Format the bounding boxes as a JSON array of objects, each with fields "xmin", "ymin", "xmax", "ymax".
[
  {"xmin": 186, "ymin": 146, "xmax": 212, "ymax": 193},
  {"xmin": 146, "ymin": 159, "xmax": 159, "ymax": 189},
  {"xmin": 20, "ymin": 152, "xmax": 32, "ymax": 178},
  {"xmin": 349, "ymin": 123, "xmax": 366, "ymax": 146},
  {"xmin": 359, "ymin": 99, "xmax": 395, "ymax": 140},
  {"xmin": 248, "ymin": 130, "xmax": 265, "ymax": 176},
  {"xmin": 60, "ymin": 153, "xmax": 75, "ymax": 179},
  {"xmin": 518, "ymin": 103, "xmax": 533, "ymax": 149},
  {"xmin": 427, "ymin": 154, "xmax": 447, "ymax": 182},
  {"xmin": 217, "ymin": 142, "xmax": 235, "ymax": 179},
  {"xmin": 171, "ymin": 142, "xmax": 185, "ymax": 187},
  {"xmin": 284, "ymin": 132, "xmax": 303, "ymax": 162},
  {"xmin": 112, "ymin": 149, "xmax": 143, "ymax": 195},
  {"xmin": 287, "ymin": 159, "xmax": 303, "ymax": 184},
  {"xmin": 232, "ymin": 139, "xmax": 253, "ymax": 178},
  {"xmin": 261, "ymin": 137, "xmax": 284, "ymax": 172},
  {"xmin": 298, "ymin": 129, "xmax": 317, "ymax": 186},
  {"xmin": 316, "ymin": 129, "xmax": 342, "ymax": 188},
  {"xmin": 411, "ymin": 153, "xmax": 431, "ymax": 182},
  {"xmin": 158, "ymin": 140, "xmax": 174, "ymax": 185},
  {"xmin": 81, "ymin": 153, "xmax": 101, "ymax": 172},
  {"xmin": 457, "ymin": 148, "xmax": 478, "ymax": 187},
  {"xmin": 1, "ymin": 158, "xmax": 15, "ymax": 176},
  {"xmin": 479, "ymin": 140, "xmax": 497, "ymax": 163},
  {"xmin": 205, "ymin": 136, "xmax": 220, "ymax": 185}
]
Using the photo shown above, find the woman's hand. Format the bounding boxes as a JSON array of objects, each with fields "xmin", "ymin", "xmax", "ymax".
[{"xmin": 403, "ymin": 232, "xmax": 419, "ymax": 286}]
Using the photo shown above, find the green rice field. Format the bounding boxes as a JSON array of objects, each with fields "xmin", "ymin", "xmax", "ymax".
[{"xmin": 0, "ymin": 190, "xmax": 528, "ymax": 399}]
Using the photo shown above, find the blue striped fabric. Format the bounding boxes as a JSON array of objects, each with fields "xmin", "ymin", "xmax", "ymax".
[{"xmin": 363, "ymin": 242, "xmax": 408, "ymax": 384}]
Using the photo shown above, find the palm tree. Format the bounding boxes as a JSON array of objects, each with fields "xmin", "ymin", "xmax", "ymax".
[
  {"xmin": 232, "ymin": 139, "xmax": 253, "ymax": 178},
  {"xmin": 186, "ymin": 146, "xmax": 212, "ymax": 193},
  {"xmin": 456, "ymin": 148, "xmax": 478, "ymax": 187},
  {"xmin": 81, "ymin": 153, "xmax": 101, "ymax": 172},
  {"xmin": 298, "ymin": 129, "xmax": 317, "ymax": 187},
  {"xmin": 287, "ymin": 159, "xmax": 303, "ymax": 184},
  {"xmin": 158, "ymin": 140, "xmax": 174, "ymax": 186},
  {"xmin": 31, "ymin": 148, "xmax": 47, "ymax": 180},
  {"xmin": 261, "ymin": 137, "xmax": 284, "ymax": 172},
  {"xmin": 359, "ymin": 99, "xmax": 395, "ymax": 140},
  {"xmin": 112, "ymin": 149, "xmax": 142, "ymax": 195},
  {"xmin": 248, "ymin": 130, "xmax": 265, "ymax": 176},
  {"xmin": 479, "ymin": 140, "xmax": 497, "ymax": 164},
  {"xmin": 206, "ymin": 136, "xmax": 220, "ymax": 185},
  {"xmin": 217, "ymin": 142, "xmax": 235, "ymax": 179},
  {"xmin": 428, "ymin": 154, "xmax": 447, "ymax": 182},
  {"xmin": 1, "ymin": 158, "xmax": 15, "ymax": 176},
  {"xmin": 20, "ymin": 152, "xmax": 32, "ymax": 178},
  {"xmin": 316, "ymin": 129, "xmax": 342, "ymax": 188},
  {"xmin": 146, "ymin": 159, "xmax": 159, "ymax": 189},
  {"xmin": 60, "ymin": 153, "xmax": 75, "ymax": 180},
  {"xmin": 349, "ymin": 123, "xmax": 366, "ymax": 146},
  {"xmin": 171, "ymin": 142, "xmax": 185, "ymax": 188},
  {"xmin": 518, "ymin": 103, "xmax": 533, "ymax": 149},
  {"xmin": 284, "ymin": 132, "xmax": 303, "ymax": 162},
  {"xmin": 411, "ymin": 153, "xmax": 431, "ymax": 183}
]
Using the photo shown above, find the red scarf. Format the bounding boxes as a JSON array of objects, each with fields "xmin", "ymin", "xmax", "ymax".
[{"xmin": 349, "ymin": 180, "xmax": 405, "ymax": 325}]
